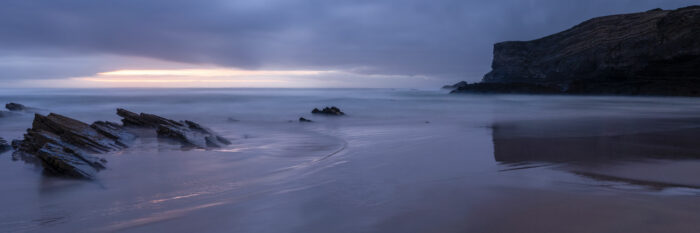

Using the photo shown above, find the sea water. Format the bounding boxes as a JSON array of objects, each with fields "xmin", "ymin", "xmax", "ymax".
[{"xmin": 1, "ymin": 88, "xmax": 699, "ymax": 233}]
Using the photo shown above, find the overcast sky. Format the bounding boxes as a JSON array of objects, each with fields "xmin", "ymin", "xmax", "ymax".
[{"xmin": 0, "ymin": 0, "xmax": 697, "ymax": 88}]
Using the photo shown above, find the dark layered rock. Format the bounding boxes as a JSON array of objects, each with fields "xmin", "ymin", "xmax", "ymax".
[
  {"xmin": 311, "ymin": 106, "xmax": 345, "ymax": 116},
  {"xmin": 0, "ymin": 137, "xmax": 10, "ymax": 153},
  {"xmin": 11, "ymin": 109, "xmax": 231, "ymax": 179},
  {"xmin": 30, "ymin": 114, "xmax": 128, "ymax": 153},
  {"xmin": 442, "ymin": 81, "xmax": 468, "ymax": 89},
  {"xmin": 6, "ymin": 102, "xmax": 27, "ymax": 111},
  {"xmin": 116, "ymin": 109, "xmax": 231, "ymax": 148},
  {"xmin": 13, "ymin": 113, "xmax": 130, "ymax": 179},
  {"xmin": 455, "ymin": 6, "xmax": 700, "ymax": 96},
  {"xmin": 117, "ymin": 108, "xmax": 181, "ymax": 128},
  {"xmin": 299, "ymin": 117, "xmax": 313, "ymax": 122}
]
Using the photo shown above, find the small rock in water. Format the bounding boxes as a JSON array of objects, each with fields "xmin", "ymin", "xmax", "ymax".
[
  {"xmin": 311, "ymin": 106, "xmax": 345, "ymax": 116},
  {"xmin": 299, "ymin": 117, "xmax": 313, "ymax": 122},
  {"xmin": 5, "ymin": 102, "xmax": 27, "ymax": 111},
  {"xmin": 227, "ymin": 117, "xmax": 240, "ymax": 122}
]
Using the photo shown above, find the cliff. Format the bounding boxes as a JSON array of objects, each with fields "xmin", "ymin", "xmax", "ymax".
[{"xmin": 455, "ymin": 6, "xmax": 700, "ymax": 96}]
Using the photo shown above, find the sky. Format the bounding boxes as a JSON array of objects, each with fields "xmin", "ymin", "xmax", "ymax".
[{"xmin": 0, "ymin": 0, "xmax": 697, "ymax": 88}]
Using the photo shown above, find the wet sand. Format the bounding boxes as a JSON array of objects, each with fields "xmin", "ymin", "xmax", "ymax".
[{"xmin": 494, "ymin": 117, "xmax": 700, "ymax": 189}]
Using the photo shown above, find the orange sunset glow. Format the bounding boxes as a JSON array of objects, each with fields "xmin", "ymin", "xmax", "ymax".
[
  {"xmin": 97, "ymin": 69, "xmax": 325, "ymax": 77},
  {"xmin": 64, "ymin": 68, "xmax": 331, "ymax": 87}
]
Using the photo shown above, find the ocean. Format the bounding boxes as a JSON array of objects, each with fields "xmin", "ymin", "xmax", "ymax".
[{"xmin": 1, "ymin": 88, "xmax": 700, "ymax": 232}]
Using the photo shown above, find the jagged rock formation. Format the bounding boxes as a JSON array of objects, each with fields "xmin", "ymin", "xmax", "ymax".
[
  {"xmin": 13, "ymin": 114, "xmax": 129, "ymax": 179},
  {"xmin": 454, "ymin": 6, "xmax": 700, "ymax": 96},
  {"xmin": 312, "ymin": 107, "xmax": 345, "ymax": 116},
  {"xmin": 0, "ymin": 137, "xmax": 10, "ymax": 153},
  {"xmin": 116, "ymin": 108, "xmax": 231, "ymax": 148},
  {"xmin": 12, "ymin": 109, "xmax": 231, "ymax": 179}
]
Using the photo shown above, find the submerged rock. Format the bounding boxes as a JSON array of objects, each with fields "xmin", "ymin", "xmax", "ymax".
[
  {"xmin": 116, "ymin": 108, "xmax": 231, "ymax": 148},
  {"xmin": 5, "ymin": 102, "xmax": 27, "ymax": 111},
  {"xmin": 13, "ymin": 113, "xmax": 129, "ymax": 179},
  {"xmin": 0, "ymin": 137, "xmax": 10, "ymax": 153},
  {"xmin": 299, "ymin": 117, "xmax": 313, "ymax": 122},
  {"xmin": 311, "ymin": 106, "xmax": 345, "ymax": 116}
]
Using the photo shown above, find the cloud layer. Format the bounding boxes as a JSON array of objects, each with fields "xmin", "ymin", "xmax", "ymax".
[{"xmin": 0, "ymin": 0, "xmax": 697, "ymax": 86}]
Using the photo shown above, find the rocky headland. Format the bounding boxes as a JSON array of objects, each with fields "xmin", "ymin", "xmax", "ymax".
[{"xmin": 452, "ymin": 6, "xmax": 700, "ymax": 96}]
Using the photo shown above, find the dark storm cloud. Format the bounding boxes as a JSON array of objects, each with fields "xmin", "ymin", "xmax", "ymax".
[{"xmin": 0, "ymin": 0, "xmax": 697, "ymax": 83}]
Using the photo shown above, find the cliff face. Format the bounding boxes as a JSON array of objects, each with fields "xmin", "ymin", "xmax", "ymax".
[{"xmin": 477, "ymin": 6, "xmax": 700, "ymax": 96}]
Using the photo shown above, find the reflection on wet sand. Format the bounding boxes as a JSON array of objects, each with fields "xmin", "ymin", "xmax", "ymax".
[
  {"xmin": 465, "ymin": 188, "xmax": 700, "ymax": 233},
  {"xmin": 492, "ymin": 117, "xmax": 700, "ymax": 189}
]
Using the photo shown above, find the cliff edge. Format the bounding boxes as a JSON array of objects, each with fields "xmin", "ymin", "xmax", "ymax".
[{"xmin": 454, "ymin": 6, "xmax": 700, "ymax": 96}]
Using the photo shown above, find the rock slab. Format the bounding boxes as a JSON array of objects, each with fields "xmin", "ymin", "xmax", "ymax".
[{"xmin": 13, "ymin": 113, "xmax": 128, "ymax": 179}]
